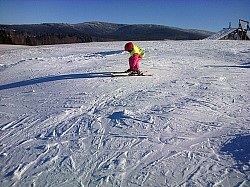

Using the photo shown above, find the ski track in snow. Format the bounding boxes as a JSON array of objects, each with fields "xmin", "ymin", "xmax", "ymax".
[{"xmin": 0, "ymin": 41, "xmax": 249, "ymax": 187}]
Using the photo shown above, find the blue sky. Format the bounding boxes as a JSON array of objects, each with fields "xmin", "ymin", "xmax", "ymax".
[{"xmin": 0, "ymin": 0, "xmax": 249, "ymax": 32}]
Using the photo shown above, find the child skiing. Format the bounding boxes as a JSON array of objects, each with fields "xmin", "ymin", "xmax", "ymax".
[{"xmin": 124, "ymin": 42, "xmax": 145, "ymax": 75}]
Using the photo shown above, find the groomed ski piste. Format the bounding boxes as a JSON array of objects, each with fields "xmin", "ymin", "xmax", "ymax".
[{"xmin": 0, "ymin": 41, "xmax": 249, "ymax": 187}]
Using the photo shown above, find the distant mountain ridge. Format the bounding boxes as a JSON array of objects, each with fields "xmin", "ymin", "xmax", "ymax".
[{"xmin": 0, "ymin": 22, "xmax": 214, "ymax": 45}]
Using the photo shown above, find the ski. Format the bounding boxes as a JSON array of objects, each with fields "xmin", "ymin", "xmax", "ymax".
[{"xmin": 111, "ymin": 72, "xmax": 152, "ymax": 77}]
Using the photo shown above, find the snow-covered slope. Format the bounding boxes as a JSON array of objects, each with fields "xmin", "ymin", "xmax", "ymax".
[
  {"xmin": 204, "ymin": 28, "xmax": 237, "ymax": 40},
  {"xmin": 0, "ymin": 41, "xmax": 249, "ymax": 187}
]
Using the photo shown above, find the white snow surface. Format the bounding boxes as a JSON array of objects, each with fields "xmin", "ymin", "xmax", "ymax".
[{"xmin": 0, "ymin": 41, "xmax": 249, "ymax": 187}]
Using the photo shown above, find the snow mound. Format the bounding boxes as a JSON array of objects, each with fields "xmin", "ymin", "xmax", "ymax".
[{"xmin": 204, "ymin": 28, "xmax": 237, "ymax": 40}]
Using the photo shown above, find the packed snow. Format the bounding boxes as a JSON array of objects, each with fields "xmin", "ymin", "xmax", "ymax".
[{"xmin": 0, "ymin": 41, "xmax": 249, "ymax": 187}]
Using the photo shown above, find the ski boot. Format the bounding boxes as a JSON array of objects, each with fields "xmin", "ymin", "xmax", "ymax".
[
  {"xmin": 124, "ymin": 69, "xmax": 132, "ymax": 73},
  {"xmin": 129, "ymin": 70, "xmax": 143, "ymax": 76}
]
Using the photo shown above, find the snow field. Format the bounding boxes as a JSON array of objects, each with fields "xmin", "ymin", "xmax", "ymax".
[{"xmin": 0, "ymin": 41, "xmax": 249, "ymax": 186}]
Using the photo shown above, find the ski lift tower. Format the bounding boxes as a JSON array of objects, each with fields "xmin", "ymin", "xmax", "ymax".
[
  {"xmin": 237, "ymin": 19, "xmax": 250, "ymax": 40},
  {"xmin": 205, "ymin": 19, "xmax": 249, "ymax": 40}
]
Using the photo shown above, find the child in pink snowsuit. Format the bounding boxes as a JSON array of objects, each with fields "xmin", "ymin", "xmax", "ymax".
[{"xmin": 124, "ymin": 42, "xmax": 145, "ymax": 75}]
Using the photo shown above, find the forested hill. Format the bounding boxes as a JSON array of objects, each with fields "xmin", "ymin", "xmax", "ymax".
[{"xmin": 0, "ymin": 22, "xmax": 213, "ymax": 45}]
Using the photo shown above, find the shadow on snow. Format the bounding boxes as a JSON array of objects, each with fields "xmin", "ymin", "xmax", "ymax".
[
  {"xmin": 93, "ymin": 50, "xmax": 124, "ymax": 56},
  {"xmin": 205, "ymin": 61, "xmax": 250, "ymax": 69},
  {"xmin": 220, "ymin": 135, "xmax": 250, "ymax": 164},
  {"xmin": 0, "ymin": 72, "xmax": 113, "ymax": 90}
]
